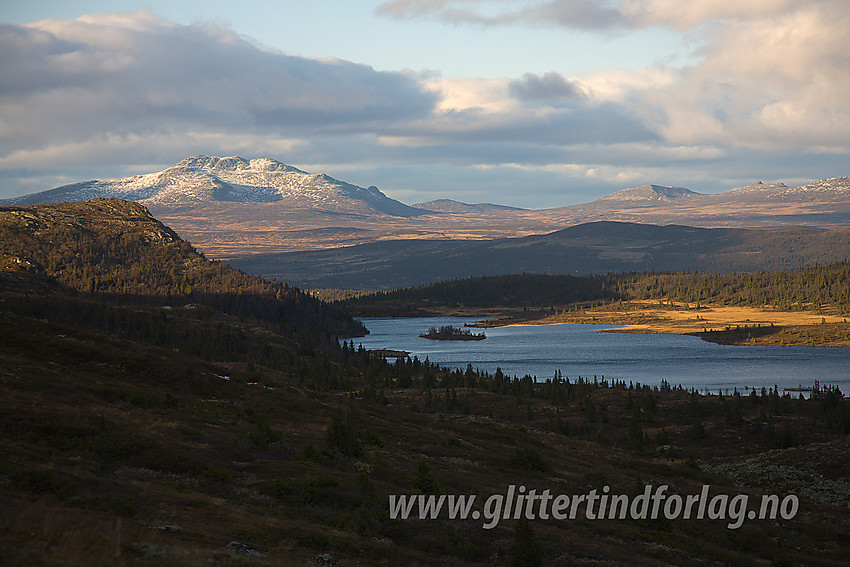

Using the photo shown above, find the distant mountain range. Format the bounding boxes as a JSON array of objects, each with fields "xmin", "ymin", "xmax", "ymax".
[
  {"xmin": 5, "ymin": 155, "xmax": 850, "ymax": 228},
  {"xmin": 413, "ymin": 199, "xmax": 527, "ymax": 213},
  {"xmin": 3, "ymin": 156, "xmax": 850, "ymax": 288}
]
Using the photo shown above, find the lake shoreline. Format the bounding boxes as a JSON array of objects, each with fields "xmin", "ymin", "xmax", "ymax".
[
  {"xmin": 349, "ymin": 300, "xmax": 850, "ymax": 346},
  {"xmin": 451, "ymin": 301, "xmax": 850, "ymax": 347},
  {"xmin": 354, "ymin": 316, "xmax": 850, "ymax": 393}
]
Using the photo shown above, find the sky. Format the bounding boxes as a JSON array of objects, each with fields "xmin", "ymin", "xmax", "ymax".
[{"xmin": 1, "ymin": 1, "xmax": 849, "ymax": 208}]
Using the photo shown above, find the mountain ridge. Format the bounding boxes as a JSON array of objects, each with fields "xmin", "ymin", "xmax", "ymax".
[
  {"xmin": 412, "ymin": 199, "xmax": 527, "ymax": 213},
  {"xmin": 2, "ymin": 155, "xmax": 427, "ymax": 218},
  {"xmin": 593, "ymin": 184, "xmax": 699, "ymax": 203},
  {"xmin": 727, "ymin": 177, "xmax": 850, "ymax": 199},
  {"xmin": 6, "ymin": 155, "xmax": 850, "ymax": 215},
  {"xmin": 3, "ymin": 157, "xmax": 850, "ymax": 263},
  {"xmin": 0, "ymin": 197, "xmax": 365, "ymax": 336}
]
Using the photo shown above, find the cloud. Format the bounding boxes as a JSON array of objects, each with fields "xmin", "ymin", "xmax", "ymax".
[
  {"xmin": 0, "ymin": 5, "xmax": 655, "ymax": 197},
  {"xmin": 373, "ymin": 74, "xmax": 657, "ymax": 155},
  {"xmin": 376, "ymin": 0, "xmax": 626, "ymax": 29},
  {"xmin": 620, "ymin": 0, "xmax": 804, "ymax": 29},
  {"xmin": 380, "ymin": 2, "xmax": 850, "ymax": 152},
  {"xmin": 640, "ymin": 2, "xmax": 850, "ymax": 148},
  {"xmin": 376, "ymin": 0, "xmax": 809, "ymax": 30},
  {"xmin": 508, "ymin": 72, "xmax": 586, "ymax": 101},
  {"xmin": 0, "ymin": 11, "xmax": 439, "ymax": 167}
]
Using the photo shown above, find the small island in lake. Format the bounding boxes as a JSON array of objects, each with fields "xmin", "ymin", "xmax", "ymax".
[{"xmin": 419, "ymin": 324, "xmax": 486, "ymax": 340}]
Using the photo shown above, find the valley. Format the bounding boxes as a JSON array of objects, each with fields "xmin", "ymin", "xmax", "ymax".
[
  {"xmin": 7, "ymin": 159, "xmax": 850, "ymax": 345},
  {"xmin": 7, "ymin": 0, "xmax": 850, "ymax": 563}
]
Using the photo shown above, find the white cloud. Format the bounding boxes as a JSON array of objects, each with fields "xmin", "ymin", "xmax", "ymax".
[
  {"xmin": 0, "ymin": 10, "xmax": 439, "ymax": 168},
  {"xmin": 641, "ymin": 3, "xmax": 850, "ymax": 148},
  {"xmin": 376, "ymin": 0, "xmax": 627, "ymax": 29},
  {"xmin": 377, "ymin": 0, "xmax": 817, "ymax": 29},
  {"xmin": 620, "ymin": 0, "xmax": 802, "ymax": 29},
  {"xmin": 376, "ymin": 0, "xmax": 850, "ymax": 152},
  {"xmin": 0, "ymin": 132, "xmax": 309, "ymax": 170},
  {"xmin": 411, "ymin": 75, "xmax": 655, "ymax": 146}
]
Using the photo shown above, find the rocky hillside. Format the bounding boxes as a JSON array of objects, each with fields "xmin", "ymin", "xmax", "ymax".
[{"xmin": 728, "ymin": 177, "xmax": 850, "ymax": 200}]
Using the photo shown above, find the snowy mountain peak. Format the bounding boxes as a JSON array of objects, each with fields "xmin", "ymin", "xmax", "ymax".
[
  {"xmin": 730, "ymin": 177, "xmax": 850, "ymax": 199},
  {"xmin": 596, "ymin": 184, "xmax": 699, "ymax": 203},
  {"xmin": 0, "ymin": 156, "xmax": 425, "ymax": 217},
  {"xmin": 801, "ymin": 176, "xmax": 850, "ymax": 192},
  {"xmin": 173, "ymin": 155, "xmax": 305, "ymax": 175}
]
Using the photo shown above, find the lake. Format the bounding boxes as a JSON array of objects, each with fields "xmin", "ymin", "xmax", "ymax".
[{"xmin": 352, "ymin": 317, "xmax": 850, "ymax": 394}]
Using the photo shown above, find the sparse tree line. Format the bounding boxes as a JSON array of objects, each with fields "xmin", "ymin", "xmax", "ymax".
[
  {"xmin": 345, "ymin": 262, "xmax": 850, "ymax": 314},
  {"xmin": 338, "ymin": 341, "xmax": 850, "ymax": 445}
]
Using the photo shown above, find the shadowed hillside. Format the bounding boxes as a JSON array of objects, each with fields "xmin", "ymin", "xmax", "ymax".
[
  {"xmin": 0, "ymin": 198, "xmax": 365, "ymax": 341},
  {"xmin": 232, "ymin": 221, "xmax": 850, "ymax": 289},
  {"xmin": 345, "ymin": 265, "xmax": 850, "ymax": 314}
]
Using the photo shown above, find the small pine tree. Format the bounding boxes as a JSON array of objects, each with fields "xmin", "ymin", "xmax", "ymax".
[
  {"xmin": 414, "ymin": 459, "xmax": 440, "ymax": 494},
  {"xmin": 509, "ymin": 517, "xmax": 543, "ymax": 567},
  {"xmin": 627, "ymin": 407, "xmax": 644, "ymax": 450},
  {"xmin": 325, "ymin": 407, "xmax": 362, "ymax": 457}
]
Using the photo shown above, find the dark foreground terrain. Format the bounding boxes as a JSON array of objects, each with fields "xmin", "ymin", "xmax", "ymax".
[{"xmin": 1, "ymin": 200, "xmax": 849, "ymax": 566}]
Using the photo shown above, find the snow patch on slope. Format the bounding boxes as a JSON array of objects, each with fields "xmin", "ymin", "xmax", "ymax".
[
  {"xmin": 1, "ymin": 156, "xmax": 425, "ymax": 217},
  {"xmin": 595, "ymin": 184, "xmax": 700, "ymax": 203},
  {"xmin": 730, "ymin": 177, "xmax": 850, "ymax": 198}
]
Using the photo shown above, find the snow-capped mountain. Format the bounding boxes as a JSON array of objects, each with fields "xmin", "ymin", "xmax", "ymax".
[
  {"xmin": 594, "ymin": 184, "xmax": 700, "ymax": 203},
  {"xmin": 2, "ymin": 156, "xmax": 425, "ymax": 217},
  {"xmin": 728, "ymin": 177, "xmax": 850, "ymax": 200}
]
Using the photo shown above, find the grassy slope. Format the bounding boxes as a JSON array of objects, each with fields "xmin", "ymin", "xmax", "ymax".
[{"xmin": 498, "ymin": 301, "xmax": 850, "ymax": 347}]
